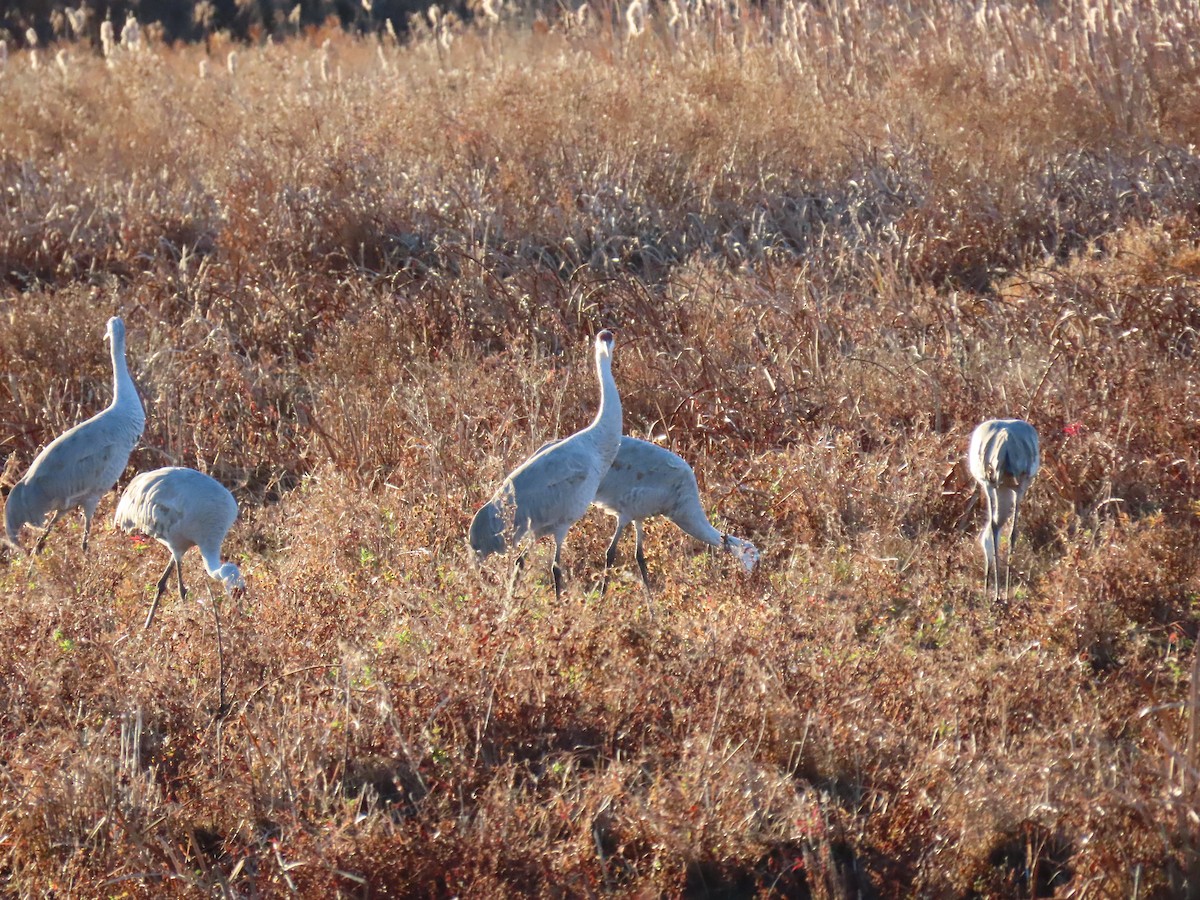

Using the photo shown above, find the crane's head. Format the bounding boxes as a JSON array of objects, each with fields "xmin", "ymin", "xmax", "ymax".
[
  {"xmin": 595, "ymin": 329, "xmax": 615, "ymax": 360},
  {"xmin": 468, "ymin": 501, "xmax": 507, "ymax": 562},
  {"xmin": 216, "ymin": 562, "xmax": 246, "ymax": 596},
  {"xmin": 722, "ymin": 534, "xmax": 759, "ymax": 572},
  {"xmin": 104, "ymin": 316, "xmax": 127, "ymax": 347},
  {"xmin": 735, "ymin": 540, "xmax": 760, "ymax": 572}
]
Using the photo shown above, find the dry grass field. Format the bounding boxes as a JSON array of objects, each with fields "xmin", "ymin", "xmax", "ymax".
[{"xmin": 2, "ymin": 0, "xmax": 1200, "ymax": 895}]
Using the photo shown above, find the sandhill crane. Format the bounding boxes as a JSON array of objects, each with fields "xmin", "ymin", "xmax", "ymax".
[
  {"xmin": 593, "ymin": 436, "xmax": 759, "ymax": 590},
  {"xmin": 469, "ymin": 330, "xmax": 622, "ymax": 599},
  {"xmin": 4, "ymin": 317, "xmax": 146, "ymax": 554},
  {"xmin": 968, "ymin": 418, "xmax": 1040, "ymax": 603},
  {"xmin": 114, "ymin": 467, "xmax": 245, "ymax": 629}
]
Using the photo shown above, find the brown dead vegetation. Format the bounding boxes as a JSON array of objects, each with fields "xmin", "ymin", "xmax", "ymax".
[{"xmin": 1, "ymin": 1, "xmax": 1200, "ymax": 896}]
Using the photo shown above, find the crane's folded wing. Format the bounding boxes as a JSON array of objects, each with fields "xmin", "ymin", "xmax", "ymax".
[{"xmin": 24, "ymin": 426, "xmax": 137, "ymax": 503}]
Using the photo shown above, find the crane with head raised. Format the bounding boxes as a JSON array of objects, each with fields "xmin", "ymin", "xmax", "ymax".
[
  {"xmin": 968, "ymin": 418, "xmax": 1040, "ymax": 603},
  {"xmin": 5, "ymin": 316, "xmax": 146, "ymax": 554},
  {"xmin": 469, "ymin": 330, "xmax": 622, "ymax": 599}
]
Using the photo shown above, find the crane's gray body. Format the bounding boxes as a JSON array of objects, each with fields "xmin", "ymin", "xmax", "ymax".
[
  {"xmin": 479, "ymin": 423, "xmax": 621, "ymax": 549},
  {"xmin": 115, "ymin": 466, "xmax": 244, "ymax": 627},
  {"xmin": 593, "ymin": 436, "xmax": 758, "ymax": 586},
  {"xmin": 469, "ymin": 331, "xmax": 622, "ymax": 598},
  {"xmin": 968, "ymin": 418, "xmax": 1040, "ymax": 603},
  {"xmin": 4, "ymin": 317, "xmax": 145, "ymax": 552}
]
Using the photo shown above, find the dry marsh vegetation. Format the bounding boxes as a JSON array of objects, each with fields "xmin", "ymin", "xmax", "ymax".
[{"xmin": 1, "ymin": 0, "xmax": 1200, "ymax": 895}]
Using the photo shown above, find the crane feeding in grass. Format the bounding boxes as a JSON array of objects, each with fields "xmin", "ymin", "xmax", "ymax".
[
  {"xmin": 469, "ymin": 329, "xmax": 622, "ymax": 599},
  {"xmin": 593, "ymin": 436, "xmax": 759, "ymax": 590},
  {"xmin": 4, "ymin": 317, "xmax": 146, "ymax": 555},
  {"xmin": 532, "ymin": 435, "xmax": 760, "ymax": 591},
  {"xmin": 114, "ymin": 467, "xmax": 245, "ymax": 629},
  {"xmin": 968, "ymin": 418, "xmax": 1040, "ymax": 603}
]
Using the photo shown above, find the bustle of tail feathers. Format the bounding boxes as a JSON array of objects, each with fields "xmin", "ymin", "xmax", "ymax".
[{"xmin": 992, "ymin": 436, "xmax": 1037, "ymax": 485}]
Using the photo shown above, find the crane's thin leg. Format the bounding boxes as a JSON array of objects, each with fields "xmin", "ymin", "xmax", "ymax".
[
  {"xmin": 604, "ymin": 523, "xmax": 625, "ymax": 570},
  {"xmin": 145, "ymin": 559, "xmax": 175, "ymax": 629},
  {"xmin": 550, "ymin": 538, "xmax": 565, "ymax": 601},
  {"xmin": 980, "ymin": 530, "xmax": 992, "ymax": 603},
  {"xmin": 80, "ymin": 497, "xmax": 100, "ymax": 553},
  {"xmin": 633, "ymin": 521, "xmax": 654, "ymax": 618},
  {"xmin": 633, "ymin": 521, "xmax": 650, "ymax": 589},
  {"xmin": 1005, "ymin": 494, "xmax": 1022, "ymax": 603},
  {"xmin": 600, "ymin": 521, "xmax": 627, "ymax": 596},
  {"xmin": 979, "ymin": 524, "xmax": 992, "ymax": 603},
  {"xmin": 992, "ymin": 519, "xmax": 1003, "ymax": 605},
  {"xmin": 155, "ymin": 559, "xmax": 175, "ymax": 597},
  {"xmin": 32, "ymin": 511, "xmax": 61, "ymax": 556},
  {"xmin": 987, "ymin": 485, "xmax": 1005, "ymax": 604},
  {"xmin": 995, "ymin": 486, "xmax": 1018, "ymax": 605}
]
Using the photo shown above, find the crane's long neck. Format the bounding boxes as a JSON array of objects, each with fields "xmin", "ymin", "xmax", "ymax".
[
  {"xmin": 110, "ymin": 329, "xmax": 144, "ymax": 422},
  {"xmin": 200, "ymin": 544, "xmax": 244, "ymax": 591},
  {"xmin": 671, "ymin": 499, "xmax": 725, "ymax": 547},
  {"xmin": 199, "ymin": 544, "xmax": 231, "ymax": 580},
  {"xmin": 671, "ymin": 497, "xmax": 755, "ymax": 561},
  {"xmin": 587, "ymin": 349, "xmax": 621, "ymax": 448}
]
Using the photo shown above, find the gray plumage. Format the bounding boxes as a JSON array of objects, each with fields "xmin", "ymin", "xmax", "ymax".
[
  {"xmin": 968, "ymin": 418, "xmax": 1040, "ymax": 603},
  {"xmin": 469, "ymin": 330, "xmax": 622, "ymax": 598},
  {"xmin": 592, "ymin": 436, "xmax": 759, "ymax": 588},
  {"xmin": 114, "ymin": 467, "xmax": 245, "ymax": 629},
  {"xmin": 4, "ymin": 317, "xmax": 146, "ymax": 554}
]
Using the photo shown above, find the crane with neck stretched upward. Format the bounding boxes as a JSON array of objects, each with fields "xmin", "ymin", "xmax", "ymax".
[
  {"xmin": 5, "ymin": 316, "xmax": 146, "ymax": 555},
  {"xmin": 469, "ymin": 329, "xmax": 623, "ymax": 599}
]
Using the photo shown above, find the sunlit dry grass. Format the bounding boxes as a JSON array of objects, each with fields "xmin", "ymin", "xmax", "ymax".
[{"xmin": 1, "ymin": 0, "xmax": 1200, "ymax": 895}]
